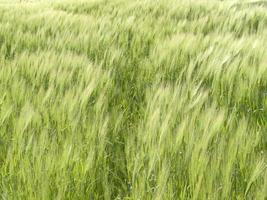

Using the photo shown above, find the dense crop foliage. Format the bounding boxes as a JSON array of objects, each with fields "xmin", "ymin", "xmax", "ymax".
[{"xmin": 0, "ymin": 0, "xmax": 267, "ymax": 199}]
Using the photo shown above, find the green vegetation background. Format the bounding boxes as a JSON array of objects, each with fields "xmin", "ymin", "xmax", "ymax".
[{"xmin": 0, "ymin": 0, "xmax": 266, "ymax": 199}]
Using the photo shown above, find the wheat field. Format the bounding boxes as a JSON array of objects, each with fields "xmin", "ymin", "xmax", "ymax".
[{"xmin": 0, "ymin": 0, "xmax": 266, "ymax": 199}]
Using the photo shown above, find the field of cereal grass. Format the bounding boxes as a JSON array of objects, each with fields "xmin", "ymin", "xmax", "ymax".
[{"xmin": 0, "ymin": 0, "xmax": 267, "ymax": 199}]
